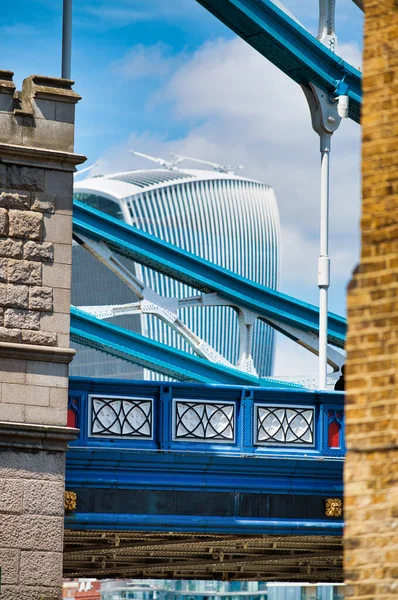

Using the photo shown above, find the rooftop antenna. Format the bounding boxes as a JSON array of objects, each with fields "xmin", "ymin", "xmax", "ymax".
[
  {"xmin": 74, "ymin": 163, "xmax": 99, "ymax": 178},
  {"xmin": 171, "ymin": 154, "xmax": 243, "ymax": 175},
  {"xmin": 130, "ymin": 150, "xmax": 184, "ymax": 171}
]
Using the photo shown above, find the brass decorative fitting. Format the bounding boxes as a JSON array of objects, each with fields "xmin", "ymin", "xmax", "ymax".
[
  {"xmin": 325, "ymin": 497, "xmax": 342, "ymax": 517},
  {"xmin": 64, "ymin": 490, "xmax": 77, "ymax": 512}
]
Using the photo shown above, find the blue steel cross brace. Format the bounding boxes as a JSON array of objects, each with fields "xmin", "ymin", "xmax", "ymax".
[{"xmin": 194, "ymin": 0, "xmax": 362, "ymax": 122}]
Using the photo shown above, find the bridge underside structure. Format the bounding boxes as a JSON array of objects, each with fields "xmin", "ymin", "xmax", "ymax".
[{"xmin": 64, "ymin": 531, "xmax": 342, "ymax": 582}]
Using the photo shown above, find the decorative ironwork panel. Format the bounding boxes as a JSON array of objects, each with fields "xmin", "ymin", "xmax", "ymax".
[
  {"xmin": 174, "ymin": 400, "xmax": 235, "ymax": 442},
  {"xmin": 89, "ymin": 395, "xmax": 153, "ymax": 439},
  {"xmin": 255, "ymin": 404, "xmax": 314, "ymax": 446}
]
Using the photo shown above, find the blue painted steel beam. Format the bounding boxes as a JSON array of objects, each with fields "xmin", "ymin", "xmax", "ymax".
[
  {"xmin": 194, "ymin": 0, "xmax": 362, "ymax": 122},
  {"xmin": 72, "ymin": 200, "xmax": 347, "ymax": 348},
  {"xmin": 70, "ymin": 307, "xmax": 298, "ymax": 387},
  {"xmin": 65, "ymin": 513, "xmax": 343, "ymax": 536}
]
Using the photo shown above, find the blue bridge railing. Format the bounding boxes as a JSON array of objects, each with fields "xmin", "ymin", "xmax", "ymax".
[{"xmin": 68, "ymin": 378, "xmax": 345, "ymax": 458}]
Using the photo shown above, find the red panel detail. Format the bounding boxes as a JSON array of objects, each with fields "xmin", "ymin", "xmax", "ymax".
[
  {"xmin": 67, "ymin": 408, "xmax": 76, "ymax": 428},
  {"xmin": 328, "ymin": 420, "xmax": 340, "ymax": 448}
]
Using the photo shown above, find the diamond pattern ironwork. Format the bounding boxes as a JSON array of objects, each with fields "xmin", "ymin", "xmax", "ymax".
[
  {"xmin": 255, "ymin": 405, "xmax": 314, "ymax": 446},
  {"xmin": 174, "ymin": 401, "xmax": 235, "ymax": 442},
  {"xmin": 90, "ymin": 395, "xmax": 152, "ymax": 438}
]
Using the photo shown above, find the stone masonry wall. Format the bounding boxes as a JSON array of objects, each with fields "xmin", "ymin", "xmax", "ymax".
[
  {"xmin": 344, "ymin": 2, "xmax": 398, "ymax": 599},
  {"xmin": 0, "ymin": 71, "xmax": 84, "ymax": 600}
]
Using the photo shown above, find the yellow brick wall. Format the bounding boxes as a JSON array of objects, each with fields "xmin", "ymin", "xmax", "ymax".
[{"xmin": 345, "ymin": 1, "xmax": 398, "ymax": 598}]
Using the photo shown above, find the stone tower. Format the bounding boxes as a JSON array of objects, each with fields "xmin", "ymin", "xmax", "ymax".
[
  {"xmin": 0, "ymin": 71, "xmax": 84, "ymax": 599},
  {"xmin": 345, "ymin": 2, "xmax": 398, "ymax": 598}
]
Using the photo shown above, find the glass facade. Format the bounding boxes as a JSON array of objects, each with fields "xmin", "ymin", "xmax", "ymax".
[{"xmin": 72, "ymin": 168, "xmax": 280, "ymax": 379}]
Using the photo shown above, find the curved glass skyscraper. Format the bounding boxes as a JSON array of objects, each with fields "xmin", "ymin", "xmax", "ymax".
[{"xmin": 71, "ymin": 167, "xmax": 280, "ymax": 378}]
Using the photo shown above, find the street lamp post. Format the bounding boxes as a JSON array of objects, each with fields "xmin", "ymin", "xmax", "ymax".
[{"xmin": 62, "ymin": 0, "xmax": 72, "ymax": 79}]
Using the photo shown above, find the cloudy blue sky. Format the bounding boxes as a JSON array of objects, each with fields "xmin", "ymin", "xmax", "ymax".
[{"xmin": 0, "ymin": 0, "xmax": 364, "ymax": 377}]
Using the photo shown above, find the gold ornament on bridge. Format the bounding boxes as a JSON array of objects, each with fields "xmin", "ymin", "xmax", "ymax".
[
  {"xmin": 325, "ymin": 498, "xmax": 342, "ymax": 517},
  {"xmin": 64, "ymin": 491, "xmax": 77, "ymax": 512}
]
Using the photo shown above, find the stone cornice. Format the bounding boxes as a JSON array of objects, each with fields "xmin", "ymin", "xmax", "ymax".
[
  {"xmin": 0, "ymin": 421, "xmax": 79, "ymax": 451},
  {"xmin": 0, "ymin": 143, "xmax": 86, "ymax": 171},
  {"xmin": 0, "ymin": 341, "xmax": 76, "ymax": 364}
]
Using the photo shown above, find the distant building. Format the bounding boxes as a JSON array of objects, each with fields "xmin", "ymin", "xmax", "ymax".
[{"xmin": 72, "ymin": 166, "xmax": 280, "ymax": 379}]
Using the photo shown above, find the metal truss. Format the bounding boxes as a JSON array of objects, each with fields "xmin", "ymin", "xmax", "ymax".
[{"xmin": 72, "ymin": 201, "xmax": 346, "ymax": 384}]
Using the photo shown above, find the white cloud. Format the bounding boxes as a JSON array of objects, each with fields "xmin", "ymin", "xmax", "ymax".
[
  {"xmin": 96, "ymin": 35, "xmax": 361, "ymax": 379},
  {"xmin": 111, "ymin": 43, "xmax": 179, "ymax": 80}
]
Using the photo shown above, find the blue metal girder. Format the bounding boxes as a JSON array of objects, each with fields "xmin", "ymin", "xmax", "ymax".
[
  {"xmin": 194, "ymin": 0, "xmax": 362, "ymax": 122},
  {"xmin": 72, "ymin": 200, "xmax": 347, "ymax": 347},
  {"xmin": 70, "ymin": 307, "xmax": 299, "ymax": 387}
]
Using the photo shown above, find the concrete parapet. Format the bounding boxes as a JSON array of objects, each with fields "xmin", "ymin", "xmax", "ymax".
[{"xmin": 0, "ymin": 70, "xmax": 85, "ymax": 599}]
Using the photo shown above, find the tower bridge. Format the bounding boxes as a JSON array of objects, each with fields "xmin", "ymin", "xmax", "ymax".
[{"xmin": 0, "ymin": 0, "xmax": 368, "ymax": 595}]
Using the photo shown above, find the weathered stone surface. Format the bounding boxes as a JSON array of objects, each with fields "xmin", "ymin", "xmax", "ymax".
[
  {"xmin": 26, "ymin": 360, "xmax": 68, "ymax": 389},
  {"xmin": 23, "ymin": 240, "xmax": 53, "ymax": 262},
  {"xmin": 49, "ymin": 387, "xmax": 68, "ymax": 409},
  {"xmin": 42, "ymin": 262, "xmax": 71, "ymax": 289},
  {"xmin": 6, "ymin": 165, "xmax": 45, "ymax": 192},
  {"xmin": 0, "ymin": 449, "xmax": 64, "ymax": 481},
  {"xmin": 0, "ymin": 191, "xmax": 30, "ymax": 210},
  {"xmin": 2, "ymin": 383, "xmax": 50, "ymax": 407},
  {"xmin": 8, "ymin": 259, "xmax": 41, "ymax": 285},
  {"xmin": 0, "ymin": 306, "xmax": 3, "ymax": 325},
  {"xmin": 24, "ymin": 405, "xmax": 66, "ymax": 426},
  {"xmin": 0, "ymin": 207, "xmax": 8, "ymax": 236},
  {"xmin": 0, "ymin": 326, "xmax": 21, "ymax": 342},
  {"xmin": 0, "ymin": 257, "xmax": 7, "ymax": 281},
  {"xmin": 29, "ymin": 285, "xmax": 53, "ymax": 311},
  {"xmin": 31, "ymin": 192, "xmax": 55, "ymax": 213},
  {"xmin": 45, "ymin": 169, "xmax": 73, "ymax": 196},
  {"xmin": 9, "ymin": 210, "xmax": 43, "ymax": 240},
  {"xmin": 0, "ymin": 479, "xmax": 23, "ymax": 515},
  {"xmin": 0, "ymin": 584, "xmax": 62, "ymax": 600},
  {"xmin": 0, "ymin": 238, "xmax": 23, "ymax": 258},
  {"xmin": 21, "ymin": 329, "xmax": 57, "ymax": 346},
  {"xmin": 4, "ymin": 308, "xmax": 40, "ymax": 330},
  {"xmin": 22, "ymin": 481, "xmax": 65, "ymax": 516},
  {"xmin": 0, "ymin": 284, "xmax": 28, "ymax": 308},
  {"xmin": 0, "ymin": 548, "xmax": 20, "ymax": 585},
  {"xmin": 0, "ymin": 163, "xmax": 6, "ymax": 187},
  {"xmin": 0, "ymin": 514, "xmax": 64, "ymax": 552}
]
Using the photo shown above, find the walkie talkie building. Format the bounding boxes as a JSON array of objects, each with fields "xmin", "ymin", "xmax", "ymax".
[{"xmin": 71, "ymin": 167, "xmax": 280, "ymax": 378}]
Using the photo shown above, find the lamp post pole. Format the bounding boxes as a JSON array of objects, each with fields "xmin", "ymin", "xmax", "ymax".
[
  {"xmin": 301, "ymin": 84, "xmax": 342, "ymax": 389},
  {"xmin": 62, "ymin": 0, "xmax": 72, "ymax": 79}
]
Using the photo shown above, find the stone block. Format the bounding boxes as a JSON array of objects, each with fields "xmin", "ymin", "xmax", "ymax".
[
  {"xmin": 0, "ymin": 238, "xmax": 23, "ymax": 258},
  {"xmin": 57, "ymin": 332, "xmax": 69, "ymax": 346},
  {"xmin": 26, "ymin": 360, "xmax": 68, "ymax": 389},
  {"xmin": 54, "ymin": 242, "xmax": 72, "ymax": 265},
  {"xmin": 0, "ymin": 207, "xmax": 8, "ymax": 236},
  {"xmin": 8, "ymin": 259, "xmax": 41, "ymax": 285},
  {"xmin": 0, "ymin": 449, "xmax": 64, "ymax": 481},
  {"xmin": 0, "ymin": 191, "xmax": 30, "ymax": 210},
  {"xmin": 0, "ymin": 358, "xmax": 26, "ymax": 383},
  {"xmin": 49, "ymin": 387, "xmax": 68, "ymax": 409},
  {"xmin": 23, "ymin": 240, "xmax": 53, "ymax": 262},
  {"xmin": 42, "ymin": 262, "xmax": 71, "ymax": 289},
  {"xmin": 52, "ymin": 287, "xmax": 71, "ymax": 313},
  {"xmin": 21, "ymin": 330, "xmax": 57, "ymax": 346},
  {"xmin": 0, "ymin": 164, "xmax": 6, "ymax": 186},
  {"xmin": 31, "ymin": 192, "xmax": 55, "ymax": 214},
  {"xmin": 0, "ymin": 112, "xmax": 23, "ymax": 146},
  {"xmin": 6, "ymin": 165, "xmax": 45, "ymax": 192},
  {"xmin": 4, "ymin": 308, "xmax": 40, "ymax": 330},
  {"xmin": 0, "ymin": 326, "xmax": 21, "ymax": 342},
  {"xmin": 2, "ymin": 383, "xmax": 50, "ymax": 406},
  {"xmin": 45, "ymin": 169, "xmax": 73, "ymax": 197},
  {"xmin": 23, "ymin": 480, "xmax": 64, "ymax": 516},
  {"xmin": 24, "ymin": 405, "xmax": 66, "ymax": 426},
  {"xmin": 0, "ymin": 514, "xmax": 64, "ymax": 552},
  {"xmin": 22, "ymin": 118, "xmax": 75, "ymax": 153},
  {"xmin": 33, "ymin": 97, "xmax": 56, "ymax": 120},
  {"xmin": 0, "ymin": 584, "xmax": 62, "ymax": 600},
  {"xmin": 55, "ymin": 194, "xmax": 73, "ymax": 215},
  {"xmin": 0, "ymin": 403, "xmax": 24, "ymax": 422},
  {"xmin": 43, "ymin": 213, "xmax": 72, "ymax": 243},
  {"xmin": 9, "ymin": 210, "xmax": 43, "ymax": 240},
  {"xmin": 29, "ymin": 286, "xmax": 53, "ymax": 311},
  {"xmin": 0, "ymin": 306, "xmax": 3, "ymax": 326},
  {"xmin": 20, "ymin": 549, "xmax": 63, "ymax": 586},
  {"xmin": 40, "ymin": 311, "xmax": 70, "ymax": 334},
  {"xmin": 0, "ymin": 283, "xmax": 28, "ymax": 308},
  {"xmin": 0, "ymin": 479, "xmax": 23, "ymax": 514},
  {"xmin": 55, "ymin": 101, "xmax": 75, "ymax": 123},
  {"xmin": 0, "ymin": 549, "xmax": 20, "ymax": 586}
]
